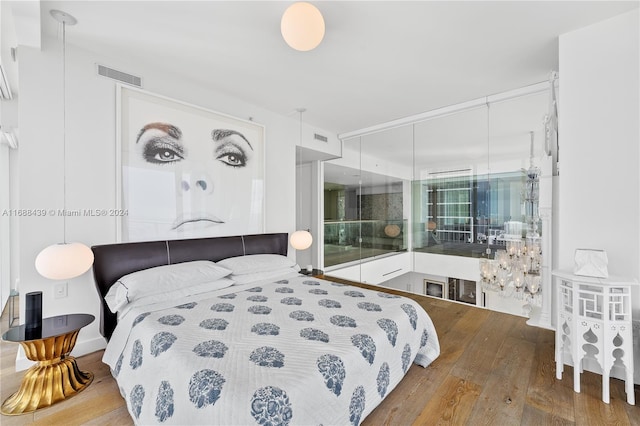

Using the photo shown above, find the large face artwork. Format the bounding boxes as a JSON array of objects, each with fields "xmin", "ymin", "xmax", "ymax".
[{"xmin": 120, "ymin": 88, "xmax": 264, "ymax": 241}]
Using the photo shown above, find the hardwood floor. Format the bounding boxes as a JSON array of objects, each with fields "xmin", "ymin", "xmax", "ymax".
[{"xmin": 2, "ymin": 279, "xmax": 639, "ymax": 425}]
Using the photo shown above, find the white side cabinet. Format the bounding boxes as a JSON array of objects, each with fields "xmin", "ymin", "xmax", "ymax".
[
  {"xmin": 360, "ymin": 252, "xmax": 410, "ymax": 284},
  {"xmin": 325, "ymin": 252, "xmax": 411, "ymax": 285},
  {"xmin": 553, "ymin": 269, "xmax": 637, "ymax": 405}
]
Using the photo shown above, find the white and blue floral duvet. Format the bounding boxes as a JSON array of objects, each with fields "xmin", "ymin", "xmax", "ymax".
[{"xmin": 103, "ymin": 275, "xmax": 440, "ymax": 425}]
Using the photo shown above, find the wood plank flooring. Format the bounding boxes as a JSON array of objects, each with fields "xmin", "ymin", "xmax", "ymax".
[{"xmin": 2, "ymin": 278, "xmax": 639, "ymax": 425}]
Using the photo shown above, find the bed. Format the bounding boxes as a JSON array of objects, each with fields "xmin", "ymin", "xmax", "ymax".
[{"xmin": 92, "ymin": 233, "xmax": 440, "ymax": 425}]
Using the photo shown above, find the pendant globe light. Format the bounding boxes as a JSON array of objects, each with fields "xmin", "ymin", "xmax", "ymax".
[
  {"xmin": 35, "ymin": 10, "xmax": 94, "ymax": 280},
  {"xmin": 281, "ymin": 2, "xmax": 325, "ymax": 51},
  {"xmin": 290, "ymin": 229, "xmax": 313, "ymax": 250}
]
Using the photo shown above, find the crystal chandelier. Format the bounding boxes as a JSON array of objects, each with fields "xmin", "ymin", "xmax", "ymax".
[
  {"xmin": 480, "ymin": 238, "xmax": 542, "ymax": 304},
  {"xmin": 480, "ymin": 131, "xmax": 542, "ymax": 308}
]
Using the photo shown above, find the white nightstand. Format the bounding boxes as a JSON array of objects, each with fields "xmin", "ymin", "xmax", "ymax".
[{"xmin": 553, "ymin": 269, "xmax": 637, "ymax": 405}]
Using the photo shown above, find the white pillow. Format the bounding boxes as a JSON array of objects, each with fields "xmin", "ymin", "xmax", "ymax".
[
  {"xmin": 116, "ymin": 278, "xmax": 235, "ymax": 317},
  {"xmin": 231, "ymin": 266, "xmax": 301, "ymax": 285},
  {"xmin": 217, "ymin": 254, "xmax": 297, "ymax": 275},
  {"xmin": 104, "ymin": 260, "xmax": 232, "ymax": 313}
]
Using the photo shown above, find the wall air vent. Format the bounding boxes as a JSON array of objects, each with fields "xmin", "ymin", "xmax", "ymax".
[
  {"xmin": 314, "ymin": 133, "xmax": 328, "ymax": 143},
  {"xmin": 96, "ymin": 64, "xmax": 142, "ymax": 87}
]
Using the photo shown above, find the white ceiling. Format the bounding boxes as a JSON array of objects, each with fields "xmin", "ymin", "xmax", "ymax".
[{"xmin": 26, "ymin": 0, "xmax": 638, "ymax": 135}]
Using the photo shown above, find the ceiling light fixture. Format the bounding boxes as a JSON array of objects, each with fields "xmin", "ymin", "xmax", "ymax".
[
  {"xmin": 281, "ymin": 2, "xmax": 325, "ymax": 52},
  {"xmin": 35, "ymin": 10, "xmax": 94, "ymax": 280}
]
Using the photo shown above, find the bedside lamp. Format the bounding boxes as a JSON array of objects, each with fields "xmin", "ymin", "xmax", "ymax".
[
  {"xmin": 290, "ymin": 229, "xmax": 313, "ymax": 250},
  {"xmin": 35, "ymin": 10, "xmax": 95, "ymax": 283},
  {"xmin": 291, "ymin": 108, "xmax": 316, "ymax": 273},
  {"xmin": 30, "ymin": 9, "xmax": 94, "ymax": 329},
  {"xmin": 35, "ymin": 242, "xmax": 94, "ymax": 280},
  {"xmin": 290, "ymin": 230, "xmax": 313, "ymax": 273}
]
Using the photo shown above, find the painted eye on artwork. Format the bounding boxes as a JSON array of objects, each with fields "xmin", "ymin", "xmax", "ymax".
[
  {"xmin": 154, "ymin": 149, "xmax": 180, "ymax": 162},
  {"xmin": 217, "ymin": 151, "xmax": 247, "ymax": 167},
  {"xmin": 212, "ymin": 129, "xmax": 253, "ymax": 169},
  {"xmin": 143, "ymin": 142, "xmax": 184, "ymax": 164}
]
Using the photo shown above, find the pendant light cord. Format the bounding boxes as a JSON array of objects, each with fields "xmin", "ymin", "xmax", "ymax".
[
  {"xmin": 485, "ymin": 98, "xmax": 491, "ymax": 256},
  {"xmin": 299, "ymin": 109, "xmax": 303, "ymax": 146},
  {"xmin": 297, "ymin": 108, "xmax": 304, "ymax": 225},
  {"xmin": 62, "ymin": 20, "xmax": 68, "ymax": 244},
  {"xmin": 299, "ymin": 110, "xmax": 302, "ymax": 219}
]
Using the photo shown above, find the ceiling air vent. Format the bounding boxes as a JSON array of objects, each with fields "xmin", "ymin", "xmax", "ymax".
[
  {"xmin": 314, "ymin": 133, "xmax": 328, "ymax": 143},
  {"xmin": 96, "ymin": 64, "xmax": 142, "ymax": 87}
]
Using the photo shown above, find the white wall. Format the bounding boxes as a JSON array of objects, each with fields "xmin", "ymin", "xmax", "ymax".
[
  {"xmin": 0, "ymin": 144, "xmax": 10, "ymax": 308},
  {"xmin": 558, "ymin": 9, "xmax": 639, "ymax": 302},
  {"xmin": 0, "ymin": 0, "xmax": 19, "ymax": 312},
  {"xmin": 382, "ymin": 271, "xmax": 446, "ymax": 295},
  {"xmin": 11, "ymin": 34, "xmax": 337, "ymax": 365},
  {"xmin": 558, "ymin": 9, "xmax": 639, "ymax": 383},
  {"xmin": 331, "ymin": 138, "xmax": 414, "ymax": 182}
]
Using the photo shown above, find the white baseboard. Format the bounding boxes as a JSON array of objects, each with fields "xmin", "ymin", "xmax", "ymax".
[
  {"xmin": 526, "ymin": 305, "xmax": 554, "ymax": 330},
  {"xmin": 14, "ymin": 336, "xmax": 107, "ymax": 372}
]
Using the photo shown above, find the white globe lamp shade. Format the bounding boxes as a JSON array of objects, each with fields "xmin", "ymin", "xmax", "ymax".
[
  {"xmin": 281, "ymin": 2, "xmax": 325, "ymax": 51},
  {"xmin": 35, "ymin": 242, "xmax": 94, "ymax": 280},
  {"xmin": 290, "ymin": 230, "xmax": 313, "ymax": 250}
]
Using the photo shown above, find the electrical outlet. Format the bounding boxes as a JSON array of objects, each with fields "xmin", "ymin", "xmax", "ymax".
[{"xmin": 54, "ymin": 282, "xmax": 68, "ymax": 299}]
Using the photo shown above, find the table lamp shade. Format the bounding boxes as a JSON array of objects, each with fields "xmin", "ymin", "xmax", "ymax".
[{"xmin": 35, "ymin": 242, "xmax": 94, "ymax": 280}]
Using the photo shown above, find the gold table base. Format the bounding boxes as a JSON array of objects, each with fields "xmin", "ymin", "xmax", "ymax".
[{"xmin": 1, "ymin": 330, "xmax": 93, "ymax": 415}]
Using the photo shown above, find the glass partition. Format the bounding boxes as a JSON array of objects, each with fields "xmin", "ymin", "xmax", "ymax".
[
  {"xmin": 322, "ymin": 88, "xmax": 550, "ymax": 313},
  {"xmin": 412, "ymin": 105, "xmax": 489, "ymax": 256},
  {"xmin": 411, "ymin": 92, "xmax": 549, "ymax": 259},
  {"xmin": 323, "ymin": 137, "xmax": 362, "ymax": 269},
  {"xmin": 323, "ymin": 125, "xmax": 412, "ymax": 272},
  {"xmin": 413, "ymin": 170, "xmax": 525, "ymax": 257},
  {"xmin": 324, "ymin": 219, "xmax": 407, "ymax": 267}
]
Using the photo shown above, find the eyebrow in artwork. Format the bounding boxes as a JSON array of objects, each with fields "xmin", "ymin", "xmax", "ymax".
[
  {"xmin": 211, "ymin": 129, "xmax": 254, "ymax": 151},
  {"xmin": 136, "ymin": 122, "xmax": 182, "ymax": 144}
]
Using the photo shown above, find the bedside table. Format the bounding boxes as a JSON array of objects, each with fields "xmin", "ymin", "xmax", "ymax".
[
  {"xmin": 300, "ymin": 268, "xmax": 324, "ymax": 277},
  {"xmin": 1, "ymin": 313, "xmax": 95, "ymax": 415}
]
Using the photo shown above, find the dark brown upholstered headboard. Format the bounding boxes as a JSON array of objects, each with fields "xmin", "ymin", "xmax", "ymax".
[{"xmin": 91, "ymin": 233, "xmax": 289, "ymax": 340}]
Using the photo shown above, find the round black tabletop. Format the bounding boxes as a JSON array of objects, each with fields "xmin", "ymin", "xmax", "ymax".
[{"xmin": 2, "ymin": 313, "xmax": 94, "ymax": 342}]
